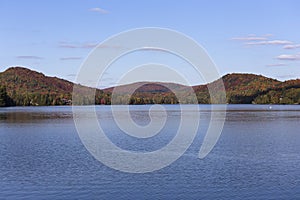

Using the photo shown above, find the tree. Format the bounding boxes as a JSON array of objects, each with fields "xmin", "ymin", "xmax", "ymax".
[{"xmin": 0, "ymin": 86, "xmax": 11, "ymax": 107}]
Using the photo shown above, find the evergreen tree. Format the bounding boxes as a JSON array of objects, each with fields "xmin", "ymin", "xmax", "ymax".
[{"xmin": 0, "ymin": 86, "xmax": 10, "ymax": 107}]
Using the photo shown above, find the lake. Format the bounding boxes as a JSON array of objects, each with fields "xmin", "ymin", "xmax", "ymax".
[{"xmin": 0, "ymin": 105, "xmax": 300, "ymax": 199}]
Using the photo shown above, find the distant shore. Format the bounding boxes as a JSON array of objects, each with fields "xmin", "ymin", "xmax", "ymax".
[{"xmin": 1, "ymin": 67, "xmax": 300, "ymax": 107}]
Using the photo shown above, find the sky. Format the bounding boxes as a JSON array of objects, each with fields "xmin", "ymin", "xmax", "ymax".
[{"xmin": 1, "ymin": 0, "xmax": 300, "ymax": 88}]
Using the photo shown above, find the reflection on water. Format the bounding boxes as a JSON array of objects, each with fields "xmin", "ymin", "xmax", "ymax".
[
  {"xmin": 0, "ymin": 105, "xmax": 300, "ymax": 199},
  {"xmin": 0, "ymin": 106, "xmax": 73, "ymax": 123}
]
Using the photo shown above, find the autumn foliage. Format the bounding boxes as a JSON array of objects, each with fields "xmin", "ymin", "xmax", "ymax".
[{"xmin": 0, "ymin": 67, "xmax": 299, "ymax": 107}]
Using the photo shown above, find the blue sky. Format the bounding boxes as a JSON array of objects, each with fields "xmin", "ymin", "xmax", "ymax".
[{"xmin": 1, "ymin": 0, "xmax": 300, "ymax": 88}]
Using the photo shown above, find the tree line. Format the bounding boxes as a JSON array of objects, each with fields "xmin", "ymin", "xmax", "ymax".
[{"xmin": 1, "ymin": 86, "xmax": 299, "ymax": 107}]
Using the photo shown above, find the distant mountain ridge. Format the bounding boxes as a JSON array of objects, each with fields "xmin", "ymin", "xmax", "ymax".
[{"xmin": 0, "ymin": 66, "xmax": 299, "ymax": 106}]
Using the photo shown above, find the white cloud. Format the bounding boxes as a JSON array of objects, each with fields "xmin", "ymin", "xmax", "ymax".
[
  {"xmin": 58, "ymin": 42, "xmax": 127, "ymax": 51},
  {"xmin": 231, "ymin": 34, "xmax": 273, "ymax": 41},
  {"xmin": 246, "ymin": 40, "xmax": 292, "ymax": 45},
  {"xmin": 59, "ymin": 44, "xmax": 78, "ymax": 48},
  {"xmin": 283, "ymin": 44, "xmax": 300, "ymax": 49},
  {"xmin": 263, "ymin": 34, "xmax": 273, "ymax": 37},
  {"xmin": 266, "ymin": 63, "xmax": 287, "ymax": 67},
  {"xmin": 60, "ymin": 57, "xmax": 82, "ymax": 61},
  {"xmin": 89, "ymin": 7, "xmax": 109, "ymax": 14},
  {"xmin": 81, "ymin": 43, "xmax": 98, "ymax": 49},
  {"xmin": 231, "ymin": 36, "xmax": 267, "ymax": 41},
  {"xmin": 16, "ymin": 56, "xmax": 43, "ymax": 60},
  {"xmin": 59, "ymin": 42, "xmax": 98, "ymax": 49},
  {"xmin": 277, "ymin": 53, "xmax": 300, "ymax": 60},
  {"xmin": 232, "ymin": 34, "xmax": 293, "ymax": 47}
]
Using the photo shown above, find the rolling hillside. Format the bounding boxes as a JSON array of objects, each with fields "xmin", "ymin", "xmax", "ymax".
[
  {"xmin": 0, "ymin": 67, "xmax": 106, "ymax": 106},
  {"xmin": 0, "ymin": 67, "xmax": 299, "ymax": 106}
]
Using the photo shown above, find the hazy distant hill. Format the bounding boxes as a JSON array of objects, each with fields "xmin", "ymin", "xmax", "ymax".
[
  {"xmin": 0, "ymin": 67, "xmax": 299, "ymax": 106},
  {"xmin": 104, "ymin": 82, "xmax": 188, "ymax": 94}
]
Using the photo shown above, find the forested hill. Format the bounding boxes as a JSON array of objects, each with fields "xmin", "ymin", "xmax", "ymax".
[
  {"xmin": 0, "ymin": 67, "xmax": 75, "ymax": 106},
  {"xmin": 104, "ymin": 73, "xmax": 300, "ymax": 104},
  {"xmin": 0, "ymin": 67, "xmax": 107, "ymax": 106},
  {"xmin": 0, "ymin": 67, "xmax": 300, "ymax": 107},
  {"xmin": 221, "ymin": 73, "xmax": 300, "ymax": 104}
]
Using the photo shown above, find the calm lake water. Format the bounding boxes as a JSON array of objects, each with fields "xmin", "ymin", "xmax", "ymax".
[{"xmin": 0, "ymin": 105, "xmax": 300, "ymax": 199}]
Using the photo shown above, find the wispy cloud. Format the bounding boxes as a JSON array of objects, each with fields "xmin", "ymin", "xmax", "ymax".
[
  {"xmin": 97, "ymin": 44, "xmax": 125, "ymax": 50},
  {"xmin": 246, "ymin": 40, "xmax": 292, "ymax": 46},
  {"xmin": 59, "ymin": 42, "xmax": 98, "ymax": 49},
  {"xmin": 58, "ymin": 42, "xmax": 127, "ymax": 51},
  {"xmin": 89, "ymin": 7, "xmax": 109, "ymax": 14},
  {"xmin": 231, "ymin": 34, "xmax": 272, "ymax": 41},
  {"xmin": 232, "ymin": 34, "xmax": 294, "ymax": 47},
  {"xmin": 60, "ymin": 57, "xmax": 82, "ymax": 61},
  {"xmin": 283, "ymin": 44, "xmax": 300, "ymax": 49},
  {"xmin": 266, "ymin": 63, "xmax": 287, "ymax": 67},
  {"xmin": 16, "ymin": 56, "xmax": 43, "ymax": 60},
  {"xmin": 277, "ymin": 53, "xmax": 300, "ymax": 61},
  {"xmin": 81, "ymin": 43, "xmax": 98, "ymax": 49},
  {"xmin": 59, "ymin": 44, "xmax": 78, "ymax": 49},
  {"xmin": 231, "ymin": 36, "xmax": 267, "ymax": 41},
  {"xmin": 263, "ymin": 34, "xmax": 273, "ymax": 37}
]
